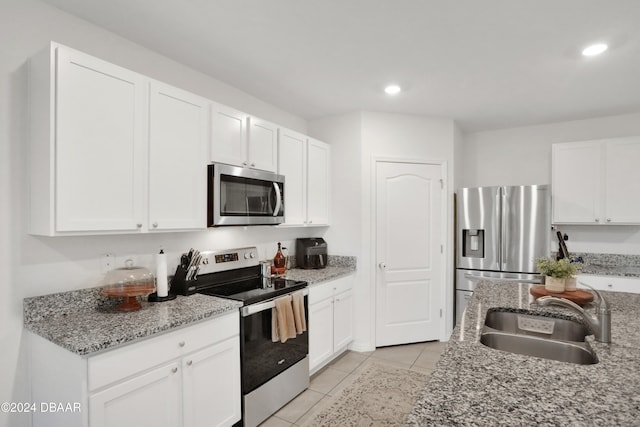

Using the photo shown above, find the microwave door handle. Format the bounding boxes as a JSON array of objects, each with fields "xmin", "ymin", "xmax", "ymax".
[{"xmin": 273, "ymin": 182, "xmax": 282, "ymax": 216}]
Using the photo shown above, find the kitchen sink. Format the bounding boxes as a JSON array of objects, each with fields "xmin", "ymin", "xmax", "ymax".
[
  {"xmin": 480, "ymin": 309, "xmax": 598, "ymax": 365},
  {"xmin": 483, "ymin": 310, "xmax": 591, "ymax": 341}
]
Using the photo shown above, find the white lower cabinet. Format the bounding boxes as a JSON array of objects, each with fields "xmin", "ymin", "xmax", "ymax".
[
  {"xmin": 30, "ymin": 312, "xmax": 240, "ymax": 427},
  {"xmin": 577, "ymin": 275, "xmax": 640, "ymax": 294},
  {"xmin": 309, "ymin": 275, "xmax": 354, "ymax": 374}
]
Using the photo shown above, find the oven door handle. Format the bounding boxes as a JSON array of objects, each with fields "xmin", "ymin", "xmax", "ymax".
[{"xmin": 241, "ymin": 289, "xmax": 308, "ymax": 317}]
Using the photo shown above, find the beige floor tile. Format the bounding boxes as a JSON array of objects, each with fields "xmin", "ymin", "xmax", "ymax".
[
  {"xmin": 292, "ymin": 395, "xmax": 334, "ymax": 426},
  {"xmin": 413, "ymin": 351, "xmax": 440, "ymax": 369},
  {"xmin": 409, "ymin": 364, "xmax": 435, "ymax": 376},
  {"xmin": 274, "ymin": 389, "xmax": 325, "ymax": 423},
  {"xmin": 422, "ymin": 341, "xmax": 447, "ymax": 354},
  {"xmin": 309, "ymin": 366, "xmax": 350, "ymax": 394},
  {"xmin": 328, "ymin": 351, "xmax": 368, "ymax": 373},
  {"xmin": 259, "ymin": 415, "xmax": 293, "ymax": 427},
  {"xmin": 371, "ymin": 343, "xmax": 423, "ymax": 365}
]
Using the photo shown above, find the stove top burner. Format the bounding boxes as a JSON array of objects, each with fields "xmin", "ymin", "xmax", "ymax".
[{"xmin": 198, "ymin": 276, "xmax": 307, "ymax": 305}]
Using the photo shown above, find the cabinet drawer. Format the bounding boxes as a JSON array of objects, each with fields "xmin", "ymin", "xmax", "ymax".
[
  {"xmin": 89, "ymin": 312, "xmax": 239, "ymax": 390},
  {"xmin": 309, "ymin": 275, "xmax": 354, "ymax": 304}
]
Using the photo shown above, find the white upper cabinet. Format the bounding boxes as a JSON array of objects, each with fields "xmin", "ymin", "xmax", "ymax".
[
  {"xmin": 211, "ymin": 104, "xmax": 278, "ymax": 172},
  {"xmin": 148, "ymin": 82, "xmax": 209, "ymax": 231},
  {"xmin": 210, "ymin": 103, "xmax": 248, "ymax": 166},
  {"xmin": 552, "ymin": 137, "xmax": 640, "ymax": 224},
  {"xmin": 604, "ymin": 137, "xmax": 640, "ymax": 224},
  {"xmin": 247, "ymin": 117, "xmax": 279, "ymax": 172},
  {"xmin": 278, "ymin": 128, "xmax": 307, "ymax": 225},
  {"xmin": 277, "ymin": 129, "xmax": 330, "ymax": 226},
  {"xmin": 29, "ymin": 43, "xmax": 211, "ymax": 235},
  {"xmin": 29, "ymin": 43, "xmax": 148, "ymax": 235},
  {"xmin": 307, "ymin": 138, "xmax": 331, "ymax": 225}
]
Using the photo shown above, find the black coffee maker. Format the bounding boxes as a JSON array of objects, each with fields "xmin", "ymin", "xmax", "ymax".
[{"xmin": 296, "ymin": 238, "xmax": 327, "ymax": 269}]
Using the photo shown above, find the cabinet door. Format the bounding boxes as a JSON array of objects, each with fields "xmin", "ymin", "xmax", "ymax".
[
  {"xmin": 210, "ymin": 103, "xmax": 247, "ymax": 166},
  {"xmin": 308, "ymin": 297, "xmax": 334, "ymax": 371},
  {"xmin": 552, "ymin": 141, "xmax": 602, "ymax": 224},
  {"xmin": 247, "ymin": 117, "xmax": 278, "ymax": 172},
  {"xmin": 182, "ymin": 337, "xmax": 241, "ymax": 427},
  {"xmin": 278, "ymin": 128, "xmax": 307, "ymax": 225},
  {"xmin": 148, "ymin": 82, "xmax": 208, "ymax": 230},
  {"xmin": 307, "ymin": 139, "xmax": 331, "ymax": 225},
  {"xmin": 333, "ymin": 289, "xmax": 354, "ymax": 351},
  {"xmin": 89, "ymin": 362, "xmax": 181, "ymax": 427},
  {"xmin": 55, "ymin": 47, "xmax": 146, "ymax": 232},
  {"xmin": 604, "ymin": 137, "xmax": 640, "ymax": 224}
]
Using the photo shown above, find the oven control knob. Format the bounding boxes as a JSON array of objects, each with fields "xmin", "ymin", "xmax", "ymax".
[
  {"xmin": 250, "ymin": 252, "xmax": 255, "ymax": 258},
  {"xmin": 244, "ymin": 253, "xmax": 250, "ymax": 259}
]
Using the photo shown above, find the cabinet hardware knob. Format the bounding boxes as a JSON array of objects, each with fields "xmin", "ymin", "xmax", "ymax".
[
  {"xmin": 136, "ymin": 223, "xmax": 142, "ymax": 228},
  {"xmin": 308, "ymin": 220, "xmax": 313, "ymax": 224},
  {"xmin": 171, "ymin": 367, "xmax": 178, "ymax": 374},
  {"xmin": 187, "ymin": 360, "xmax": 193, "ymax": 366},
  {"xmin": 595, "ymin": 218, "xmax": 600, "ymax": 223},
  {"xmin": 608, "ymin": 284, "xmax": 613, "ymax": 288},
  {"xmin": 606, "ymin": 218, "xmax": 611, "ymax": 222},
  {"xmin": 153, "ymin": 222, "xmax": 158, "ymax": 228},
  {"xmin": 242, "ymin": 161, "xmax": 248, "ymax": 166},
  {"xmin": 251, "ymin": 162, "xmax": 255, "ymax": 167},
  {"xmin": 178, "ymin": 341, "xmax": 185, "ymax": 347}
]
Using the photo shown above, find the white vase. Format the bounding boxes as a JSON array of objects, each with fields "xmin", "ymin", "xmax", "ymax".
[
  {"xmin": 565, "ymin": 277, "xmax": 577, "ymax": 292},
  {"xmin": 545, "ymin": 276, "xmax": 565, "ymax": 293}
]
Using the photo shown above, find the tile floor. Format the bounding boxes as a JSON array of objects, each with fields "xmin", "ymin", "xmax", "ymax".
[{"xmin": 260, "ymin": 340, "xmax": 447, "ymax": 426}]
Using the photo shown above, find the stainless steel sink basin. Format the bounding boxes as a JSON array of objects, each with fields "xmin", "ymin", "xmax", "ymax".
[
  {"xmin": 480, "ymin": 331, "xmax": 598, "ymax": 364},
  {"xmin": 484, "ymin": 310, "xmax": 591, "ymax": 341},
  {"xmin": 480, "ymin": 309, "xmax": 598, "ymax": 365}
]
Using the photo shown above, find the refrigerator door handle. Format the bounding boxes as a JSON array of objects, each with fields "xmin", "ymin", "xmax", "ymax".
[
  {"xmin": 500, "ymin": 186, "xmax": 507, "ymax": 271},
  {"xmin": 463, "ymin": 273, "xmax": 542, "ymax": 284}
]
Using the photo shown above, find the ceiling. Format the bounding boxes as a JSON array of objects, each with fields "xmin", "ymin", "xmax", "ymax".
[{"xmin": 40, "ymin": 0, "xmax": 640, "ymax": 131}]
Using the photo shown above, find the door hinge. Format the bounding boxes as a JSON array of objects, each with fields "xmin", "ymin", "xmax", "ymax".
[
  {"xmin": 440, "ymin": 309, "xmax": 443, "ymax": 318},
  {"xmin": 440, "ymin": 244, "xmax": 443, "ymax": 253},
  {"xmin": 439, "ymin": 179, "xmax": 443, "ymax": 189}
]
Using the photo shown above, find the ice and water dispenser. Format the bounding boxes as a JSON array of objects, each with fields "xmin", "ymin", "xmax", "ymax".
[{"xmin": 461, "ymin": 229, "xmax": 485, "ymax": 259}]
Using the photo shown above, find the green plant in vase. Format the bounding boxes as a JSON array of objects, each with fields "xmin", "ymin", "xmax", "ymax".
[{"xmin": 536, "ymin": 257, "xmax": 575, "ymax": 292}]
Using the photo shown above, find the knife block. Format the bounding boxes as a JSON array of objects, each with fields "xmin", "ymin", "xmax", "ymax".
[{"xmin": 170, "ymin": 265, "xmax": 198, "ymax": 296}]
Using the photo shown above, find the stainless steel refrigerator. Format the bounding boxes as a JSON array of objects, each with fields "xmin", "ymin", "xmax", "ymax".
[{"xmin": 455, "ymin": 185, "xmax": 551, "ymax": 325}]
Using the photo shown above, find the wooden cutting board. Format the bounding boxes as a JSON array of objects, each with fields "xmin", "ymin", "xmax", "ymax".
[{"xmin": 529, "ymin": 285, "xmax": 594, "ymax": 306}]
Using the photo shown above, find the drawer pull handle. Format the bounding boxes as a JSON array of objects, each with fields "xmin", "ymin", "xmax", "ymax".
[
  {"xmin": 277, "ymin": 359, "xmax": 285, "ymax": 365},
  {"xmin": 179, "ymin": 341, "xmax": 185, "ymax": 347}
]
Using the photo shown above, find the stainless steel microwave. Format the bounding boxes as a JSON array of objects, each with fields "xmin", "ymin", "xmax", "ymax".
[{"xmin": 208, "ymin": 163, "xmax": 285, "ymax": 226}]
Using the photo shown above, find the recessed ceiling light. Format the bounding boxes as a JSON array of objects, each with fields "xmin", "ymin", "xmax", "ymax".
[
  {"xmin": 384, "ymin": 85, "xmax": 401, "ymax": 95},
  {"xmin": 582, "ymin": 43, "xmax": 608, "ymax": 57}
]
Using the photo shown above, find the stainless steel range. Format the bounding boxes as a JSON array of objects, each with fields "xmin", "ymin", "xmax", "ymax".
[{"xmin": 172, "ymin": 247, "xmax": 309, "ymax": 427}]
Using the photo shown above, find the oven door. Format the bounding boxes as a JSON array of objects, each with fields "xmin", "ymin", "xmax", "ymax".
[
  {"xmin": 240, "ymin": 292, "xmax": 309, "ymax": 394},
  {"xmin": 208, "ymin": 163, "xmax": 285, "ymax": 226}
]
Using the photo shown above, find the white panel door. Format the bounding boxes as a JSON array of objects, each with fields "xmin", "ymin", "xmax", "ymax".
[
  {"xmin": 307, "ymin": 139, "xmax": 331, "ymax": 225},
  {"xmin": 375, "ymin": 162, "xmax": 443, "ymax": 346},
  {"xmin": 604, "ymin": 137, "xmax": 640, "ymax": 224},
  {"xmin": 182, "ymin": 337, "xmax": 241, "ymax": 427},
  {"xmin": 247, "ymin": 117, "xmax": 278, "ymax": 172},
  {"xmin": 148, "ymin": 82, "xmax": 208, "ymax": 230},
  {"xmin": 89, "ymin": 362, "xmax": 181, "ymax": 427},
  {"xmin": 552, "ymin": 141, "xmax": 602, "ymax": 224},
  {"xmin": 278, "ymin": 128, "xmax": 307, "ymax": 225},
  {"xmin": 55, "ymin": 47, "xmax": 146, "ymax": 232},
  {"xmin": 210, "ymin": 102, "xmax": 247, "ymax": 166}
]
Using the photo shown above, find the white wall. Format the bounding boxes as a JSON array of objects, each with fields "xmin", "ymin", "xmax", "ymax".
[
  {"xmin": 0, "ymin": 2, "xmax": 313, "ymax": 426},
  {"xmin": 311, "ymin": 112, "xmax": 456, "ymax": 351},
  {"xmin": 461, "ymin": 112, "xmax": 640, "ymax": 255}
]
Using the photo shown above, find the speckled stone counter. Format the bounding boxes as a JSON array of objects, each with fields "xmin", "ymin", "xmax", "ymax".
[
  {"xmin": 283, "ymin": 255, "xmax": 356, "ymax": 285},
  {"xmin": 24, "ymin": 287, "xmax": 242, "ymax": 356},
  {"xmin": 566, "ymin": 252, "xmax": 640, "ymax": 278},
  {"xmin": 406, "ymin": 281, "xmax": 640, "ymax": 426}
]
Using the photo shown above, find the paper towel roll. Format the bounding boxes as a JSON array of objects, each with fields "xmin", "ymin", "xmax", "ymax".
[{"xmin": 156, "ymin": 250, "xmax": 168, "ymax": 297}]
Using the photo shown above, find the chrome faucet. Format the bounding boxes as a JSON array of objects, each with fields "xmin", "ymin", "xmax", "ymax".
[{"xmin": 536, "ymin": 282, "xmax": 611, "ymax": 343}]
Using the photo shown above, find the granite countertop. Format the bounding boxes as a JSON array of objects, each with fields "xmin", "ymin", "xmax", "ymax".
[
  {"xmin": 407, "ymin": 281, "xmax": 640, "ymax": 426},
  {"xmin": 284, "ymin": 255, "xmax": 357, "ymax": 285},
  {"xmin": 24, "ymin": 288, "xmax": 242, "ymax": 356}
]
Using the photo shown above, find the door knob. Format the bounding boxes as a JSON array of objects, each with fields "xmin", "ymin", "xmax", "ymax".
[{"xmin": 378, "ymin": 262, "xmax": 387, "ymax": 270}]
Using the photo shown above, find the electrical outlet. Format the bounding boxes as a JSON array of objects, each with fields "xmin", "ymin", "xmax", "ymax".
[{"xmin": 100, "ymin": 253, "xmax": 115, "ymax": 274}]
